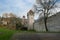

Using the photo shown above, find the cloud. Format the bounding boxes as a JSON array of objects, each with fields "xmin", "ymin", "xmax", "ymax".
[{"xmin": 0, "ymin": 0, "xmax": 35, "ymax": 18}]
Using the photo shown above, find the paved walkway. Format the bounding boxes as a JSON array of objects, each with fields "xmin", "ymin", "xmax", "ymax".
[{"xmin": 11, "ymin": 32, "xmax": 60, "ymax": 40}]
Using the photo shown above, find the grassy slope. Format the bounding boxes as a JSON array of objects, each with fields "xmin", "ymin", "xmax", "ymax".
[{"xmin": 0, "ymin": 28, "xmax": 17, "ymax": 40}]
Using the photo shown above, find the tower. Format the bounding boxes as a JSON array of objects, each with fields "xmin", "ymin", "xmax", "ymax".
[{"xmin": 27, "ymin": 10, "xmax": 34, "ymax": 30}]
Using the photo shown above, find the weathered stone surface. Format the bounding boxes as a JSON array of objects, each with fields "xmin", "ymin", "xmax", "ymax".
[
  {"xmin": 11, "ymin": 33, "xmax": 60, "ymax": 40},
  {"xmin": 34, "ymin": 12, "xmax": 60, "ymax": 31}
]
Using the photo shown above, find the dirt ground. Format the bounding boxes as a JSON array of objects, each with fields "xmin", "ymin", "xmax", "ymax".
[{"xmin": 11, "ymin": 32, "xmax": 60, "ymax": 40}]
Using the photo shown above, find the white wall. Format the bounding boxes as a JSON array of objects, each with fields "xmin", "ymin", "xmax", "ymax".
[
  {"xmin": 27, "ymin": 14, "xmax": 34, "ymax": 30},
  {"xmin": 34, "ymin": 13, "xmax": 60, "ymax": 32}
]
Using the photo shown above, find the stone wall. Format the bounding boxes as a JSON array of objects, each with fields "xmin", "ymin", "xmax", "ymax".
[
  {"xmin": 34, "ymin": 12, "xmax": 60, "ymax": 32},
  {"xmin": 27, "ymin": 10, "xmax": 34, "ymax": 30}
]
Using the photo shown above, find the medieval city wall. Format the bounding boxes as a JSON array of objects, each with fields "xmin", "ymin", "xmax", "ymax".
[{"xmin": 34, "ymin": 13, "xmax": 60, "ymax": 32}]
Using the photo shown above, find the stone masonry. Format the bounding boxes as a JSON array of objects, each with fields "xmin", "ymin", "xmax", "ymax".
[{"xmin": 34, "ymin": 12, "xmax": 60, "ymax": 32}]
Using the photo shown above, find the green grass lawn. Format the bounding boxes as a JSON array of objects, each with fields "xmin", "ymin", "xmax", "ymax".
[{"xmin": 0, "ymin": 28, "xmax": 18, "ymax": 40}]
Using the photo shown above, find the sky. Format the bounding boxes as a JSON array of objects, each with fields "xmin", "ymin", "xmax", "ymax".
[
  {"xmin": 0, "ymin": 0, "xmax": 35, "ymax": 18},
  {"xmin": 34, "ymin": 0, "xmax": 60, "ymax": 20},
  {"xmin": 0, "ymin": 0, "xmax": 60, "ymax": 20}
]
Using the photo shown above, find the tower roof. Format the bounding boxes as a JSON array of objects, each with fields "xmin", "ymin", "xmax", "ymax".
[{"xmin": 27, "ymin": 10, "xmax": 34, "ymax": 16}]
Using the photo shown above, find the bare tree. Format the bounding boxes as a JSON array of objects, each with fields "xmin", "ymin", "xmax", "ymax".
[
  {"xmin": 9, "ymin": 13, "xmax": 17, "ymax": 18},
  {"xmin": 34, "ymin": 0, "xmax": 59, "ymax": 31},
  {"xmin": 2, "ymin": 13, "xmax": 8, "ymax": 18}
]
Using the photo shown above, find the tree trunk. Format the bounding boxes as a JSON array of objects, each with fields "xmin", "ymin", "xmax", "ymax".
[
  {"xmin": 44, "ymin": 12, "xmax": 48, "ymax": 32},
  {"xmin": 44, "ymin": 17, "xmax": 48, "ymax": 31}
]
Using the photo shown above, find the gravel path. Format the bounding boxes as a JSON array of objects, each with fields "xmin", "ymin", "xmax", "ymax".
[{"xmin": 11, "ymin": 32, "xmax": 60, "ymax": 40}]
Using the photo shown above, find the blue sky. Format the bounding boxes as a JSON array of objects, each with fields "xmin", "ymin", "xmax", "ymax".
[
  {"xmin": 0, "ymin": 0, "xmax": 35, "ymax": 18},
  {"xmin": 0, "ymin": 0, "xmax": 60, "ymax": 19}
]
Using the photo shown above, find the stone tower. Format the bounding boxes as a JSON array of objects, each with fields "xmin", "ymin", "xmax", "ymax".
[{"xmin": 27, "ymin": 10, "xmax": 34, "ymax": 30}]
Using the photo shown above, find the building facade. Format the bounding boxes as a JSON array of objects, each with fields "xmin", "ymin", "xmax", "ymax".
[{"xmin": 27, "ymin": 10, "xmax": 34, "ymax": 30}]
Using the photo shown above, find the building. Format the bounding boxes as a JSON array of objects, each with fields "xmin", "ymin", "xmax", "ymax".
[{"xmin": 27, "ymin": 10, "xmax": 34, "ymax": 30}]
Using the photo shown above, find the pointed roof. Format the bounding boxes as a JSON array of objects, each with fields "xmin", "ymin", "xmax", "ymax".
[{"xmin": 27, "ymin": 10, "xmax": 34, "ymax": 16}]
